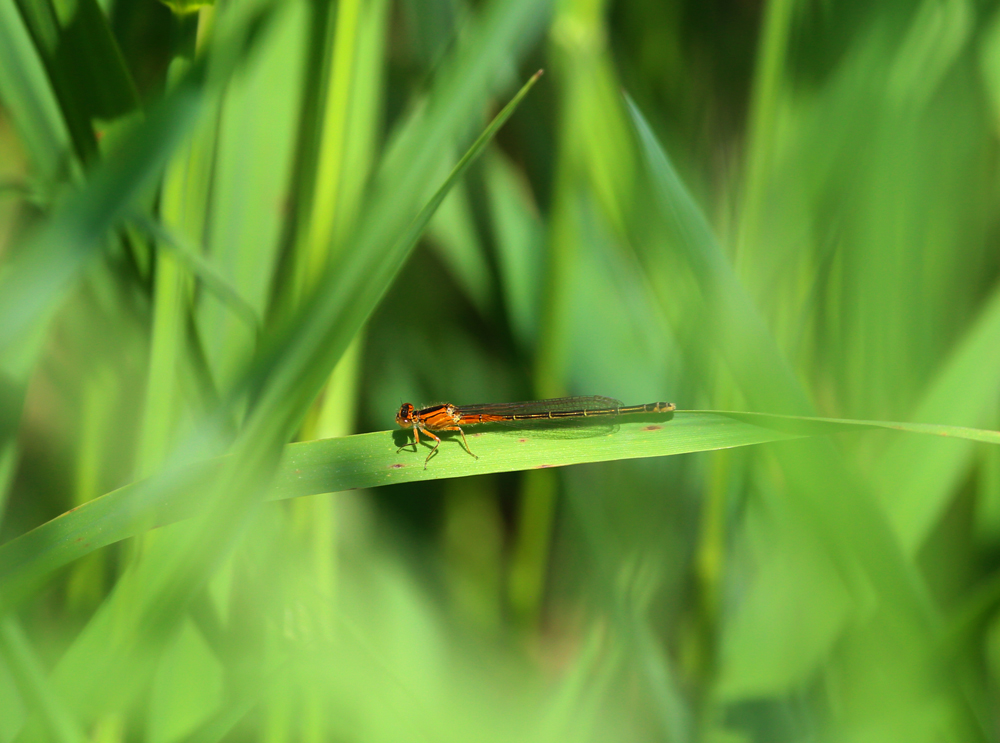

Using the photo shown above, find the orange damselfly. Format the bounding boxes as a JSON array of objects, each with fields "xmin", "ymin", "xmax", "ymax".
[{"xmin": 395, "ymin": 396, "xmax": 675, "ymax": 467}]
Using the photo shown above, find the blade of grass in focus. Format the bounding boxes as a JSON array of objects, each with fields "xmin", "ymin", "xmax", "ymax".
[{"xmin": 2, "ymin": 410, "xmax": 999, "ymax": 613}]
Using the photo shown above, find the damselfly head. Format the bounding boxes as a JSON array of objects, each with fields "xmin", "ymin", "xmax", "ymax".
[{"xmin": 396, "ymin": 403, "xmax": 415, "ymax": 428}]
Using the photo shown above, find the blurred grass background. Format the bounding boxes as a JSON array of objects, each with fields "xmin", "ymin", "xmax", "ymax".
[{"xmin": 2, "ymin": 0, "xmax": 1000, "ymax": 741}]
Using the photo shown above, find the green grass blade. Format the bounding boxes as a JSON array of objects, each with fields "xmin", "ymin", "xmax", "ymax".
[
  {"xmin": 5, "ymin": 408, "xmax": 1000, "ymax": 610},
  {"xmin": 0, "ymin": 411, "xmax": 794, "ymax": 608},
  {"xmin": 392, "ymin": 71, "xmax": 544, "ymax": 270},
  {"xmin": 697, "ymin": 410, "xmax": 1000, "ymax": 444},
  {"xmin": 239, "ymin": 68, "xmax": 545, "ymax": 447}
]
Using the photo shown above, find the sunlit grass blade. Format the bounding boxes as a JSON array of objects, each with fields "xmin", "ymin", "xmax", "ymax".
[
  {"xmin": 6, "ymin": 408, "xmax": 1000, "ymax": 611},
  {"xmin": 0, "ymin": 411, "xmax": 793, "ymax": 608}
]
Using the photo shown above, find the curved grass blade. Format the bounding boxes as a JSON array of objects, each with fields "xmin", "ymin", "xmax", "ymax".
[{"xmin": 2, "ymin": 409, "xmax": 999, "ymax": 611}]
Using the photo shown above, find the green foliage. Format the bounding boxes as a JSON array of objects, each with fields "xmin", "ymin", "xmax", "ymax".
[{"xmin": 2, "ymin": 0, "xmax": 1000, "ymax": 741}]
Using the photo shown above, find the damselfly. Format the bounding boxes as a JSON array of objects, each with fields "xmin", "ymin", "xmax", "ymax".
[{"xmin": 395, "ymin": 396, "xmax": 675, "ymax": 467}]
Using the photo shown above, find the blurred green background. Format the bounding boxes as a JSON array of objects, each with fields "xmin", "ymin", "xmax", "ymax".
[{"xmin": 3, "ymin": 0, "xmax": 1000, "ymax": 740}]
